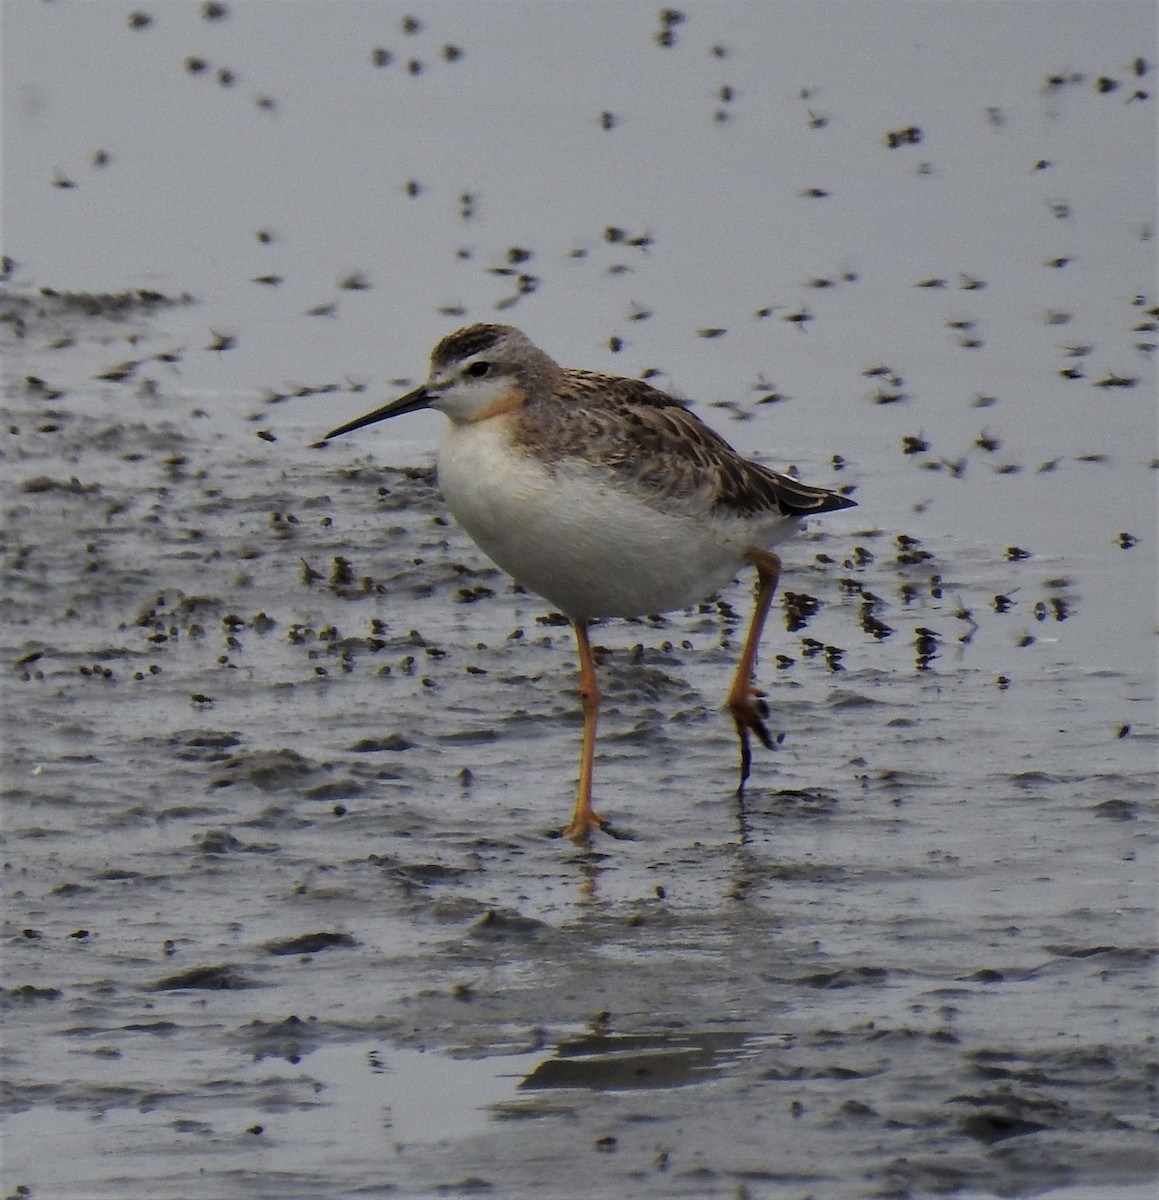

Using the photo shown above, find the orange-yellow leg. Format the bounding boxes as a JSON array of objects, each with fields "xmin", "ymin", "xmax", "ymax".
[
  {"xmin": 563, "ymin": 620, "xmax": 608, "ymax": 841},
  {"xmin": 726, "ymin": 548, "xmax": 783, "ymax": 792}
]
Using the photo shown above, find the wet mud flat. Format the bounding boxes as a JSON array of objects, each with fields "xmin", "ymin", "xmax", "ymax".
[{"xmin": 2, "ymin": 293, "xmax": 1156, "ymax": 1199}]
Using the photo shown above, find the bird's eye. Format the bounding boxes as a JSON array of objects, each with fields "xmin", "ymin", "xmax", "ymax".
[{"xmin": 464, "ymin": 361, "xmax": 491, "ymax": 378}]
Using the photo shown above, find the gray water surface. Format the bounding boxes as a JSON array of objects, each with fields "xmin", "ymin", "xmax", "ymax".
[{"xmin": 2, "ymin": 3, "xmax": 1156, "ymax": 1198}]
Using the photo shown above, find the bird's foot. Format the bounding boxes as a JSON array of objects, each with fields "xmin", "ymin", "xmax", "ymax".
[
  {"xmin": 562, "ymin": 806, "xmax": 609, "ymax": 843},
  {"xmin": 729, "ymin": 689, "xmax": 774, "ymax": 791}
]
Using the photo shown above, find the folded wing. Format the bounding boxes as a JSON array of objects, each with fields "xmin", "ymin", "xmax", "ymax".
[{"xmin": 520, "ymin": 370, "xmax": 856, "ymax": 520}]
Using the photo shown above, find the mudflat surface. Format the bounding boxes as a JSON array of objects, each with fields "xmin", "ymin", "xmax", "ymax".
[
  {"xmin": 2, "ymin": 4, "xmax": 1156, "ymax": 1199},
  {"xmin": 2, "ymin": 286, "xmax": 1154, "ymax": 1200}
]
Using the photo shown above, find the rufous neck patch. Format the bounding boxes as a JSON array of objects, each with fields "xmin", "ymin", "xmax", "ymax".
[{"xmin": 466, "ymin": 386, "xmax": 527, "ymax": 423}]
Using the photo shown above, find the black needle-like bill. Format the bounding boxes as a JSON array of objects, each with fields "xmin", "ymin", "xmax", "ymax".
[{"xmin": 312, "ymin": 386, "xmax": 432, "ymax": 446}]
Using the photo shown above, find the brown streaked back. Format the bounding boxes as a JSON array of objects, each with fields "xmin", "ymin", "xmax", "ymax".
[{"xmin": 516, "ymin": 368, "xmax": 855, "ymax": 520}]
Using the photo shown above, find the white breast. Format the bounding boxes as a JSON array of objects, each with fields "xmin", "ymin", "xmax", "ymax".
[{"xmin": 436, "ymin": 418, "xmax": 798, "ymax": 621}]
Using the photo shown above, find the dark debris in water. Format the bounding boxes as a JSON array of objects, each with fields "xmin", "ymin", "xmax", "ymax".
[
  {"xmin": 150, "ymin": 964, "xmax": 256, "ymax": 991},
  {"xmin": 264, "ymin": 931, "xmax": 359, "ymax": 956}
]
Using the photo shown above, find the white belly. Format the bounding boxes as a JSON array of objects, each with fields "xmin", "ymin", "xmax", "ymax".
[{"xmin": 436, "ymin": 419, "xmax": 797, "ymax": 621}]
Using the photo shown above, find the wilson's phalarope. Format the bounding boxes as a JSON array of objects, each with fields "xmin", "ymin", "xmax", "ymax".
[{"xmin": 321, "ymin": 324, "xmax": 856, "ymax": 840}]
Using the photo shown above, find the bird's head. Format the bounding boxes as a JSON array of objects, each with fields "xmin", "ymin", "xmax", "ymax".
[{"xmin": 318, "ymin": 324, "xmax": 559, "ymax": 442}]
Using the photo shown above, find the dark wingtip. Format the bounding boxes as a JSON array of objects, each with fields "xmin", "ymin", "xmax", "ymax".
[
  {"xmin": 776, "ymin": 483, "xmax": 858, "ymax": 518},
  {"xmin": 824, "ymin": 490, "xmax": 859, "ymax": 513}
]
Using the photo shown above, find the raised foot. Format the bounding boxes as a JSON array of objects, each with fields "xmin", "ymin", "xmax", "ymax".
[{"xmin": 728, "ymin": 690, "xmax": 775, "ymax": 791}]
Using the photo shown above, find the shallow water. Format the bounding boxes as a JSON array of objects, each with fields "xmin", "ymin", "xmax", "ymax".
[
  {"xmin": 2, "ymin": 4, "xmax": 1157, "ymax": 1199},
  {"xmin": 2, "ymin": 285, "xmax": 1155, "ymax": 1199}
]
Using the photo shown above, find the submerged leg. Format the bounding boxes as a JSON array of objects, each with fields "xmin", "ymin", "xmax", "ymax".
[
  {"xmin": 563, "ymin": 621, "xmax": 607, "ymax": 840},
  {"xmin": 725, "ymin": 548, "xmax": 782, "ymax": 792}
]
